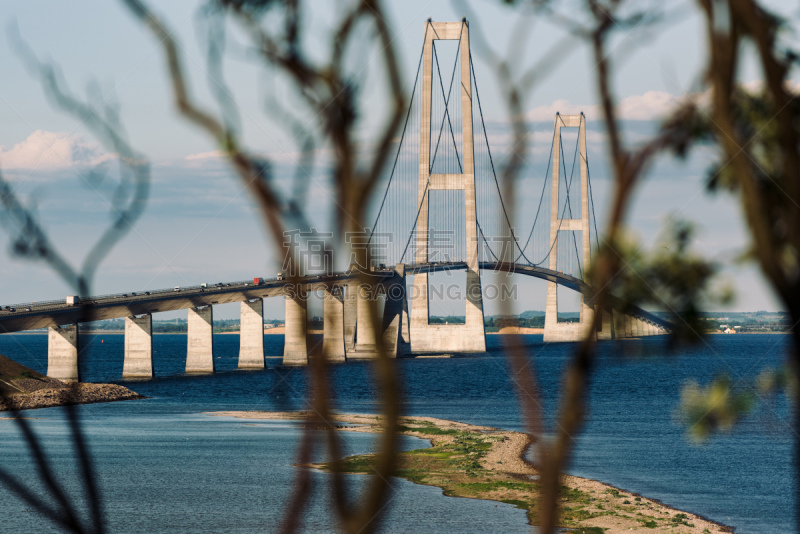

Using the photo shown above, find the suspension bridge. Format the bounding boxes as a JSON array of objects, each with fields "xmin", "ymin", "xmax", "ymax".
[
  {"xmin": 363, "ymin": 18, "xmax": 670, "ymax": 351},
  {"xmin": 0, "ymin": 19, "xmax": 671, "ymax": 382}
]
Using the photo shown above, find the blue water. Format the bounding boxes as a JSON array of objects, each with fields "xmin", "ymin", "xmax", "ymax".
[{"xmin": 0, "ymin": 333, "xmax": 794, "ymax": 532}]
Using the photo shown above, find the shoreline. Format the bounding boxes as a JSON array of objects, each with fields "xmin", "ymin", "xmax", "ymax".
[
  {"xmin": 0, "ymin": 383, "xmax": 145, "ymax": 412},
  {"xmin": 207, "ymin": 410, "xmax": 732, "ymax": 533}
]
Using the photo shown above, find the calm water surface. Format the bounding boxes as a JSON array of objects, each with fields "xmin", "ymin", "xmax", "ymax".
[{"xmin": 0, "ymin": 333, "xmax": 793, "ymax": 532}]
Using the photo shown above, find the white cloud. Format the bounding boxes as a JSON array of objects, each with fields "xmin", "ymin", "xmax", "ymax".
[
  {"xmin": 526, "ymin": 90, "xmax": 688, "ymax": 122},
  {"xmin": 740, "ymin": 79, "xmax": 800, "ymax": 95},
  {"xmin": 0, "ymin": 130, "xmax": 110, "ymax": 171},
  {"xmin": 526, "ymin": 81, "xmax": 800, "ymax": 124},
  {"xmin": 526, "ymin": 99, "xmax": 590, "ymax": 122},
  {"xmin": 185, "ymin": 149, "xmax": 226, "ymax": 161},
  {"xmin": 183, "ymin": 146, "xmax": 327, "ymax": 165},
  {"xmin": 616, "ymin": 91, "xmax": 681, "ymax": 120}
]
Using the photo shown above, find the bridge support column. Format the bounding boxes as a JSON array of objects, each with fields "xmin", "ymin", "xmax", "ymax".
[
  {"xmin": 616, "ymin": 315, "xmax": 626, "ymax": 338},
  {"xmin": 381, "ymin": 264, "xmax": 408, "ymax": 357},
  {"xmin": 401, "ymin": 284, "xmax": 411, "ymax": 346},
  {"xmin": 623, "ymin": 315, "xmax": 633, "ymax": 338},
  {"xmin": 597, "ymin": 309, "xmax": 614, "ymax": 341},
  {"xmin": 323, "ymin": 286, "xmax": 346, "ymax": 362},
  {"xmin": 640, "ymin": 319, "xmax": 653, "ymax": 337},
  {"xmin": 47, "ymin": 324, "xmax": 79, "ymax": 383},
  {"xmin": 409, "ymin": 269, "xmax": 486, "ymax": 353},
  {"xmin": 343, "ymin": 282, "xmax": 357, "ymax": 351},
  {"xmin": 283, "ymin": 288, "xmax": 308, "ymax": 365},
  {"xmin": 186, "ymin": 307, "xmax": 214, "ymax": 373},
  {"xmin": 653, "ymin": 323, "xmax": 664, "ymax": 336},
  {"xmin": 123, "ymin": 315, "xmax": 153, "ymax": 379},
  {"xmin": 352, "ymin": 284, "xmax": 378, "ymax": 358},
  {"xmin": 643, "ymin": 320, "xmax": 654, "ymax": 336},
  {"xmin": 239, "ymin": 300, "xmax": 265, "ymax": 369}
]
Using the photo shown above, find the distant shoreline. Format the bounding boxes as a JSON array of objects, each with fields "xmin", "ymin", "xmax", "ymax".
[{"xmin": 4, "ymin": 329, "xmax": 791, "ymax": 336}]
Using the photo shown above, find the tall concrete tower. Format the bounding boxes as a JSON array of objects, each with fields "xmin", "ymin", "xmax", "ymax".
[
  {"xmin": 542, "ymin": 113, "xmax": 595, "ymax": 342},
  {"xmin": 410, "ymin": 19, "xmax": 486, "ymax": 353}
]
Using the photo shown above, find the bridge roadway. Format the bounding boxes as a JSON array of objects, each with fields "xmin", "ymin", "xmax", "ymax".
[{"xmin": 0, "ymin": 261, "xmax": 671, "ymax": 334}]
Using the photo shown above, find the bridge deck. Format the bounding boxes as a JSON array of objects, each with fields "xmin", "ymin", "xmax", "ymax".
[
  {"xmin": 0, "ymin": 273, "xmax": 360, "ymax": 333},
  {"xmin": 0, "ymin": 263, "xmax": 672, "ymax": 334}
]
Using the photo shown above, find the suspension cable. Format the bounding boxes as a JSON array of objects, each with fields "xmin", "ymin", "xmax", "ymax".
[
  {"xmin": 477, "ymin": 222, "xmax": 500, "ymax": 262},
  {"xmin": 366, "ymin": 23, "xmax": 428, "ymax": 249},
  {"xmin": 535, "ymin": 114, "xmax": 584, "ymax": 268},
  {"xmin": 517, "ymin": 125, "xmax": 556, "ymax": 261},
  {"xmin": 400, "ymin": 181, "xmax": 431, "ymax": 264},
  {"xmin": 468, "ymin": 51, "xmax": 535, "ymax": 265},
  {"xmin": 401, "ymin": 20, "xmax": 467, "ymax": 264}
]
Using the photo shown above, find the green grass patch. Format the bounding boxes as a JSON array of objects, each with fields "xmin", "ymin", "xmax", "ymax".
[
  {"xmin": 562, "ymin": 507, "xmax": 594, "ymax": 521},
  {"xmin": 560, "ymin": 485, "xmax": 592, "ymax": 504},
  {"xmin": 406, "ymin": 449, "xmax": 456, "ymax": 459},
  {"xmin": 324, "ymin": 454, "xmax": 377, "ymax": 474},
  {"xmin": 456, "ymin": 480, "xmax": 537, "ymax": 494},
  {"xmin": 314, "ymin": 419, "xmax": 697, "ymax": 532}
]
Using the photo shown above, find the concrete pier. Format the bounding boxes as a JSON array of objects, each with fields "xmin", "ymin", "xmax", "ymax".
[
  {"xmin": 123, "ymin": 314, "xmax": 153, "ymax": 378},
  {"xmin": 381, "ymin": 264, "xmax": 408, "ymax": 357},
  {"xmin": 597, "ymin": 309, "xmax": 614, "ymax": 340},
  {"xmin": 654, "ymin": 322, "xmax": 665, "ymax": 335},
  {"xmin": 352, "ymin": 284, "xmax": 379, "ymax": 358},
  {"xmin": 239, "ymin": 299, "xmax": 265, "ymax": 369},
  {"xmin": 323, "ymin": 286, "xmax": 346, "ymax": 361},
  {"xmin": 400, "ymin": 283, "xmax": 411, "ymax": 346},
  {"xmin": 343, "ymin": 282, "xmax": 357, "ymax": 351},
  {"xmin": 186, "ymin": 307, "xmax": 214, "ymax": 373},
  {"xmin": 620, "ymin": 315, "xmax": 631, "ymax": 338},
  {"xmin": 283, "ymin": 288, "xmax": 308, "ymax": 365},
  {"xmin": 47, "ymin": 324, "xmax": 79, "ymax": 383}
]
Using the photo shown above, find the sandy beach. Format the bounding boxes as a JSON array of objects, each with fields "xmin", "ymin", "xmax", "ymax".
[
  {"xmin": 208, "ymin": 411, "xmax": 731, "ymax": 533},
  {"xmin": 489, "ymin": 326, "xmax": 544, "ymax": 335}
]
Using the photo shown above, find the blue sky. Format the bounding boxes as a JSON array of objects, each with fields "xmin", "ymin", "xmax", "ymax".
[{"xmin": 0, "ymin": 1, "xmax": 792, "ymax": 319}]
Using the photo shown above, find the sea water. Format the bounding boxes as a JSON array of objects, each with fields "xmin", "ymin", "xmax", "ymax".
[{"xmin": 0, "ymin": 333, "xmax": 793, "ymax": 532}]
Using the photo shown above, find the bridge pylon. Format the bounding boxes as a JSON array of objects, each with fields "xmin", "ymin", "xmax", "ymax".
[
  {"xmin": 542, "ymin": 114, "xmax": 605, "ymax": 341},
  {"xmin": 409, "ymin": 19, "xmax": 486, "ymax": 353}
]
